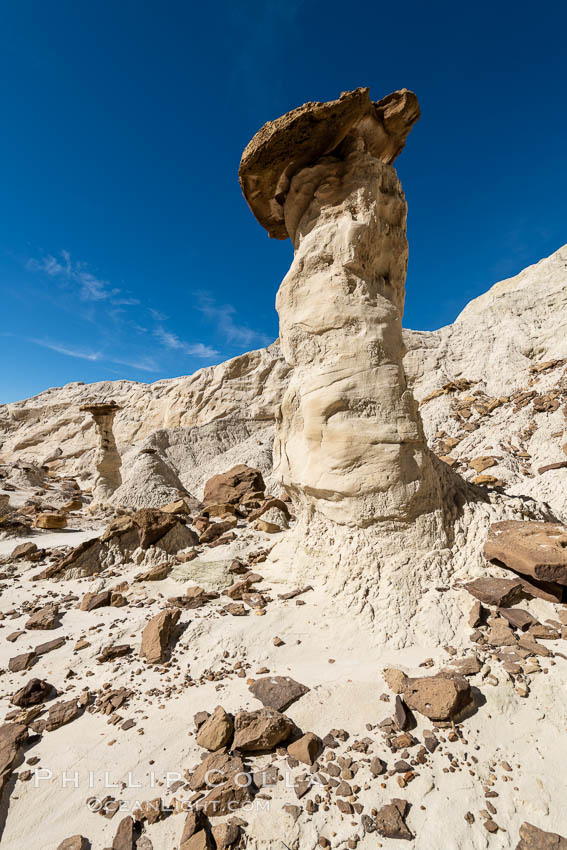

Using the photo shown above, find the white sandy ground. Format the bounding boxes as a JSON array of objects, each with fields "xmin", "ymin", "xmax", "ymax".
[{"xmin": 1, "ymin": 525, "xmax": 567, "ymax": 849}]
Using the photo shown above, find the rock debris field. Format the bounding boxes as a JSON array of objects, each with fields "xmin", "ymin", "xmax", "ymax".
[{"xmin": 1, "ymin": 88, "xmax": 567, "ymax": 849}]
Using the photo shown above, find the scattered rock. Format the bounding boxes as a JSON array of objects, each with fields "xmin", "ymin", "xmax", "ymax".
[
  {"xmin": 384, "ymin": 669, "xmax": 474, "ymax": 720},
  {"xmin": 538, "ymin": 461, "xmax": 567, "ymax": 475},
  {"xmin": 253, "ymin": 519, "xmax": 281, "ymax": 534},
  {"xmin": 179, "ymin": 809, "xmax": 207, "ymax": 844},
  {"xmin": 111, "ymin": 815, "xmax": 135, "ymax": 850},
  {"xmin": 200, "ymin": 519, "xmax": 238, "ymax": 544},
  {"xmin": 8, "ymin": 652, "xmax": 36, "ymax": 672},
  {"xmin": 469, "ymin": 456, "xmax": 498, "ymax": 473},
  {"xmin": 56, "ymin": 837, "xmax": 90, "ymax": 850},
  {"xmin": 248, "ymin": 675, "xmax": 309, "ymax": 711},
  {"xmin": 375, "ymin": 798, "xmax": 412, "ymax": 840},
  {"xmin": 211, "ymin": 822, "xmax": 241, "ymax": 848},
  {"xmin": 203, "ymin": 464, "xmax": 265, "ymax": 506},
  {"xmin": 26, "ymin": 603, "xmax": 60, "ymax": 630},
  {"xmin": 370, "ymin": 756, "xmax": 387, "ymax": 775},
  {"xmin": 80, "ymin": 590, "xmax": 112, "ymax": 611},
  {"xmin": 11, "ymin": 542, "xmax": 39, "ymax": 560},
  {"xmin": 11, "ymin": 678, "xmax": 53, "ymax": 707},
  {"xmin": 443, "ymin": 655, "xmax": 482, "ymax": 676},
  {"xmin": 464, "ymin": 578, "xmax": 525, "ymax": 607},
  {"xmin": 33, "ymin": 697, "xmax": 82, "ymax": 732},
  {"xmin": 515, "ymin": 822, "xmax": 567, "ymax": 849},
  {"xmin": 468, "ymin": 601, "xmax": 484, "ymax": 628},
  {"xmin": 35, "ymin": 512, "xmax": 67, "ymax": 529},
  {"xmin": 196, "ymin": 706, "xmax": 234, "ymax": 751},
  {"xmin": 485, "ymin": 521, "xmax": 567, "ymax": 585},
  {"xmin": 97, "ymin": 644, "xmax": 132, "ymax": 663},
  {"xmin": 498, "ymin": 608, "xmax": 538, "ymax": 631},
  {"xmin": 132, "ymin": 798, "xmax": 164, "ymax": 825},
  {"xmin": 233, "ymin": 707, "xmax": 295, "ymax": 751},
  {"xmin": 140, "ymin": 608, "xmax": 181, "ymax": 664},
  {"xmin": 0, "ymin": 723, "xmax": 27, "ymax": 806},
  {"xmin": 287, "ymin": 732, "xmax": 321, "ymax": 765},
  {"xmin": 188, "ymin": 752, "xmax": 245, "ymax": 792},
  {"xmin": 134, "ymin": 563, "xmax": 171, "ymax": 582}
]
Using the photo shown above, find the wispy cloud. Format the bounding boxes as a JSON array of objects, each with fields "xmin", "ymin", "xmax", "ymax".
[
  {"xmin": 28, "ymin": 337, "xmax": 160, "ymax": 372},
  {"xmin": 30, "ymin": 339, "xmax": 101, "ymax": 361},
  {"xmin": 27, "ymin": 249, "xmax": 136, "ymax": 304},
  {"xmin": 148, "ymin": 307, "xmax": 168, "ymax": 321},
  {"xmin": 22, "ymin": 249, "xmax": 222, "ymax": 376},
  {"xmin": 154, "ymin": 326, "xmax": 218, "ymax": 358},
  {"xmin": 195, "ymin": 292, "xmax": 271, "ymax": 347}
]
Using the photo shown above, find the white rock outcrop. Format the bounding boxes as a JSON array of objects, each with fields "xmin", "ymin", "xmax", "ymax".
[
  {"xmin": 240, "ymin": 87, "xmax": 441, "ymax": 528},
  {"xmin": 79, "ymin": 401, "xmax": 122, "ymax": 502}
]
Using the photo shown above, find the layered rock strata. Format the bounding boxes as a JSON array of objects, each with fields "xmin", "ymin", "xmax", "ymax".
[
  {"xmin": 80, "ymin": 401, "xmax": 122, "ymax": 502},
  {"xmin": 240, "ymin": 87, "xmax": 440, "ymax": 528}
]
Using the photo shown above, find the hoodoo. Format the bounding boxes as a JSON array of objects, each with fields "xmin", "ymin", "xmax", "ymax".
[
  {"xmin": 239, "ymin": 88, "xmax": 441, "ymax": 527},
  {"xmin": 80, "ymin": 401, "xmax": 122, "ymax": 502}
]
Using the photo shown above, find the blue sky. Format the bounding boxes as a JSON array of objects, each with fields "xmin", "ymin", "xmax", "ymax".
[{"xmin": 1, "ymin": 0, "xmax": 566, "ymax": 403}]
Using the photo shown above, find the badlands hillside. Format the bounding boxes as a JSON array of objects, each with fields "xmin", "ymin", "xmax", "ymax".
[
  {"xmin": 1, "ymin": 86, "xmax": 567, "ymax": 850},
  {"xmin": 3, "ymin": 243, "xmax": 566, "ymax": 519}
]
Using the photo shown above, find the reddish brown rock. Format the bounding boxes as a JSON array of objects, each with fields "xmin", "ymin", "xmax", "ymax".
[
  {"xmin": 248, "ymin": 498, "xmax": 291, "ymax": 522},
  {"xmin": 35, "ymin": 635, "xmax": 66, "ymax": 655},
  {"xmin": 253, "ymin": 519, "xmax": 281, "ymax": 533},
  {"xmin": 132, "ymin": 797, "xmax": 164, "ymax": 825},
  {"xmin": 39, "ymin": 509, "xmax": 197, "ymax": 580},
  {"xmin": 287, "ymin": 732, "xmax": 322, "ymax": 765},
  {"xmin": 200, "ymin": 778, "xmax": 253, "ymax": 819},
  {"xmin": 384, "ymin": 669, "xmax": 473, "ymax": 721},
  {"xmin": 181, "ymin": 830, "xmax": 214, "ymax": 849},
  {"xmin": 468, "ymin": 600, "xmax": 484, "ymax": 628},
  {"xmin": 486, "ymin": 618, "xmax": 518, "ymax": 647},
  {"xmin": 248, "ymin": 675, "xmax": 309, "ymax": 711},
  {"xmin": 442, "ymin": 655, "xmax": 482, "ymax": 676},
  {"xmin": 188, "ymin": 752, "xmax": 245, "ymax": 792},
  {"xmin": 211, "ymin": 822, "xmax": 241, "ymax": 848},
  {"xmin": 515, "ymin": 822, "xmax": 567, "ymax": 849},
  {"xmin": 179, "ymin": 809, "xmax": 207, "ymax": 844},
  {"xmin": 224, "ymin": 603, "xmax": 248, "ymax": 616},
  {"xmin": 517, "ymin": 636, "xmax": 552, "ymax": 657},
  {"xmin": 203, "ymin": 503, "xmax": 237, "ymax": 518},
  {"xmin": 224, "ymin": 577, "xmax": 257, "ymax": 600},
  {"xmin": 134, "ymin": 563, "xmax": 171, "ymax": 582},
  {"xmin": 33, "ymin": 697, "xmax": 82, "ymax": 732},
  {"xmin": 239, "ymin": 87, "xmax": 419, "ymax": 239},
  {"xmin": 499, "ymin": 608, "xmax": 538, "ymax": 631},
  {"xmin": 11, "ymin": 677, "xmax": 53, "ymax": 707},
  {"xmin": 464, "ymin": 578, "xmax": 525, "ymax": 607},
  {"xmin": 0, "ymin": 723, "xmax": 27, "ymax": 806},
  {"xmin": 375, "ymin": 798, "xmax": 412, "ymax": 840},
  {"xmin": 97, "ymin": 644, "xmax": 132, "ymax": 663},
  {"xmin": 26, "ymin": 603, "xmax": 60, "ymax": 630},
  {"xmin": 469, "ymin": 456, "xmax": 498, "ymax": 473},
  {"xmin": 11, "ymin": 542, "xmax": 40, "ymax": 560},
  {"xmin": 485, "ymin": 521, "xmax": 567, "ymax": 585},
  {"xmin": 140, "ymin": 608, "xmax": 181, "ymax": 664},
  {"xmin": 80, "ymin": 590, "xmax": 112, "ymax": 611},
  {"xmin": 111, "ymin": 815, "xmax": 135, "ymax": 850},
  {"xmin": 8, "ymin": 652, "xmax": 36, "ymax": 672},
  {"xmin": 538, "ymin": 461, "xmax": 567, "ymax": 475},
  {"xmin": 195, "ymin": 706, "xmax": 233, "ymax": 752},
  {"xmin": 56, "ymin": 837, "xmax": 90, "ymax": 850},
  {"xmin": 61, "ymin": 499, "xmax": 83, "ymax": 512},
  {"xmin": 233, "ymin": 707, "xmax": 294, "ymax": 751},
  {"xmin": 199, "ymin": 519, "xmax": 238, "ymax": 544},
  {"xmin": 35, "ymin": 512, "xmax": 67, "ymax": 529},
  {"xmin": 203, "ymin": 465, "xmax": 265, "ymax": 506}
]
